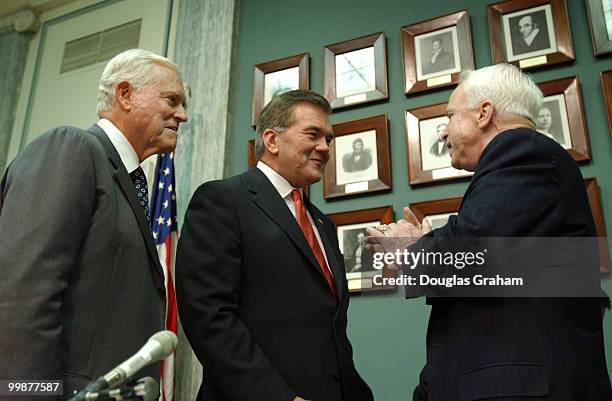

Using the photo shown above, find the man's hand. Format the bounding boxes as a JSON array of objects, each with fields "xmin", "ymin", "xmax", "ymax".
[
  {"xmin": 364, "ymin": 207, "xmax": 432, "ymax": 271},
  {"xmin": 294, "ymin": 397, "xmax": 310, "ymax": 401}
]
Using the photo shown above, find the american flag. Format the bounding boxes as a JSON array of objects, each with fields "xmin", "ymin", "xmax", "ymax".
[{"xmin": 150, "ymin": 152, "xmax": 178, "ymax": 401}]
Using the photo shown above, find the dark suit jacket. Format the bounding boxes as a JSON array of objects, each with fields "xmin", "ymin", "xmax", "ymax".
[
  {"xmin": 428, "ymin": 140, "xmax": 449, "ymax": 157},
  {"xmin": 513, "ymin": 29, "xmax": 550, "ymax": 55},
  {"xmin": 0, "ymin": 125, "xmax": 166, "ymax": 399},
  {"xmin": 422, "ymin": 49, "xmax": 454, "ymax": 76},
  {"xmin": 342, "ymin": 150, "xmax": 373, "ymax": 173},
  {"xmin": 413, "ymin": 129, "xmax": 610, "ymax": 400},
  {"xmin": 176, "ymin": 167, "xmax": 373, "ymax": 401}
]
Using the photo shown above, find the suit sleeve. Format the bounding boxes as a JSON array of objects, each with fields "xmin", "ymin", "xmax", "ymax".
[
  {"xmin": 0, "ymin": 128, "xmax": 96, "ymax": 384},
  {"xmin": 176, "ymin": 182, "xmax": 296, "ymax": 401},
  {"xmin": 405, "ymin": 135, "xmax": 560, "ymax": 297}
]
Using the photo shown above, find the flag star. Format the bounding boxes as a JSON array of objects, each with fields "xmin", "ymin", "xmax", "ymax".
[
  {"xmin": 164, "ymin": 167, "xmax": 170, "ymax": 176},
  {"xmin": 168, "ymin": 184, "xmax": 173, "ymax": 193},
  {"xmin": 157, "ymin": 215, "xmax": 165, "ymax": 225},
  {"xmin": 158, "ymin": 181, "xmax": 165, "ymax": 190},
  {"xmin": 172, "ymin": 194, "xmax": 176, "ymax": 201},
  {"xmin": 163, "ymin": 200, "xmax": 169, "ymax": 209},
  {"xmin": 152, "ymin": 231, "xmax": 158, "ymax": 240},
  {"xmin": 166, "ymin": 217, "xmax": 172, "ymax": 226},
  {"xmin": 170, "ymin": 153, "xmax": 174, "ymax": 159}
]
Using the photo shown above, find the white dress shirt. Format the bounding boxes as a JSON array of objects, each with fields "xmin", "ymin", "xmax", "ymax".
[
  {"xmin": 97, "ymin": 118, "xmax": 140, "ymax": 174},
  {"xmin": 256, "ymin": 161, "xmax": 332, "ymax": 271}
]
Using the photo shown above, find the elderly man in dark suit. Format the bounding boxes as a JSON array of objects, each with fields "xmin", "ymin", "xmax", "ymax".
[
  {"xmin": 0, "ymin": 49, "xmax": 187, "ymax": 398},
  {"xmin": 176, "ymin": 89, "xmax": 373, "ymax": 401},
  {"xmin": 369, "ymin": 63, "xmax": 610, "ymax": 400}
]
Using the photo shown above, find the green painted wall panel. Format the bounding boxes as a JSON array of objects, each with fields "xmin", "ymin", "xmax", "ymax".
[{"xmin": 228, "ymin": 0, "xmax": 612, "ymax": 398}]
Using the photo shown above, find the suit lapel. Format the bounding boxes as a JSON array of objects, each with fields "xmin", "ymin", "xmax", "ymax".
[
  {"xmin": 87, "ymin": 124, "xmax": 165, "ymax": 291},
  {"xmin": 247, "ymin": 169, "xmax": 333, "ymax": 290},
  {"xmin": 307, "ymin": 200, "xmax": 345, "ymax": 303}
]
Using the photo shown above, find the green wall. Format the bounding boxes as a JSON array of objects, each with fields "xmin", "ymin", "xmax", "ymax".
[{"xmin": 227, "ymin": 0, "xmax": 612, "ymax": 399}]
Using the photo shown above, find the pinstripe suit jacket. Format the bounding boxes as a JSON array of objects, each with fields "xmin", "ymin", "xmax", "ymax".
[{"xmin": 414, "ymin": 128, "xmax": 610, "ymax": 401}]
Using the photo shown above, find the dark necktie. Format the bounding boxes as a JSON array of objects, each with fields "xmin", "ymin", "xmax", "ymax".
[
  {"xmin": 130, "ymin": 166, "xmax": 150, "ymax": 224},
  {"xmin": 291, "ymin": 189, "xmax": 338, "ymax": 301}
]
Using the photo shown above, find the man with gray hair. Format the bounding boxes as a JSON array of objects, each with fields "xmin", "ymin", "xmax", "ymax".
[
  {"xmin": 176, "ymin": 89, "xmax": 373, "ymax": 401},
  {"xmin": 0, "ymin": 48, "xmax": 187, "ymax": 398},
  {"xmin": 369, "ymin": 63, "xmax": 610, "ymax": 400}
]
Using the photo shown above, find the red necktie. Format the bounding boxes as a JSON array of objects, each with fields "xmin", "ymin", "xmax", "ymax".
[{"xmin": 291, "ymin": 189, "xmax": 338, "ymax": 301}]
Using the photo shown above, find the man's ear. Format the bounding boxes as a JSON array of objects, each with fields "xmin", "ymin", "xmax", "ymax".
[
  {"xmin": 115, "ymin": 81, "xmax": 133, "ymax": 110},
  {"xmin": 262, "ymin": 128, "xmax": 280, "ymax": 156},
  {"xmin": 477, "ymin": 100, "xmax": 494, "ymax": 129}
]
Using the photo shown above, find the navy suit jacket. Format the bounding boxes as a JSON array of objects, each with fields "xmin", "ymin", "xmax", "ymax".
[
  {"xmin": 176, "ymin": 168, "xmax": 373, "ymax": 401},
  {"xmin": 413, "ymin": 129, "xmax": 610, "ymax": 401}
]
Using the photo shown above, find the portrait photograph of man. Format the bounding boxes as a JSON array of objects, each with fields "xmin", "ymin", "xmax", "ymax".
[
  {"xmin": 419, "ymin": 115, "xmax": 452, "ymax": 171},
  {"xmin": 415, "ymin": 26, "xmax": 461, "ymax": 80},
  {"xmin": 338, "ymin": 222, "xmax": 378, "ymax": 277},
  {"xmin": 503, "ymin": 4, "xmax": 557, "ymax": 61},
  {"xmin": 536, "ymin": 95, "xmax": 572, "ymax": 149},
  {"xmin": 335, "ymin": 129, "xmax": 378, "ymax": 186}
]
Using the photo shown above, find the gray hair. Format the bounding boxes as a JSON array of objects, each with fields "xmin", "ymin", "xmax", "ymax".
[
  {"xmin": 254, "ymin": 89, "xmax": 331, "ymax": 159},
  {"xmin": 460, "ymin": 63, "xmax": 543, "ymax": 124},
  {"xmin": 96, "ymin": 49, "xmax": 181, "ymax": 116}
]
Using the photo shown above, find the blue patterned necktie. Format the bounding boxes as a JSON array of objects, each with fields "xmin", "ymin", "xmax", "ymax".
[{"xmin": 130, "ymin": 166, "xmax": 151, "ymax": 224}]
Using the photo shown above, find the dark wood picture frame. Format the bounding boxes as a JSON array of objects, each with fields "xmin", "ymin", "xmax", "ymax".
[
  {"xmin": 601, "ymin": 70, "xmax": 612, "ymax": 139},
  {"xmin": 584, "ymin": 177, "xmax": 611, "ymax": 273},
  {"xmin": 324, "ymin": 114, "xmax": 391, "ymax": 199},
  {"xmin": 488, "ymin": 0, "xmax": 574, "ymax": 70},
  {"xmin": 404, "ymin": 102, "xmax": 472, "ymax": 185},
  {"xmin": 537, "ymin": 76, "xmax": 590, "ymax": 161},
  {"xmin": 586, "ymin": 0, "xmax": 612, "ymax": 56},
  {"xmin": 324, "ymin": 32, "xmax": 388, "ymax": 110},
  {"xmin": 410, "ymin": 196, "xmax": 462, "ymax": 224},
  {"xmin": 251, "ymin": 53, "xmax": 309, "ymax": 126},
  {"xmin": 247, "ymin": 139, "xmax": 256, "ymax": 168},
  {"xmin": 327, "ymin": 206, "xmax": 395, "ymax": 293},
  {"xmin": 400, "ymin": 10, "xmax": 474, "ymax": 94}
]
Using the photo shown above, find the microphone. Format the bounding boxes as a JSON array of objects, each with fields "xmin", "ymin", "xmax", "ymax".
[
  {"xmin": 69, "ymin": 331, "xmax": 177, "ymax": 401},
  {"xmin": 83, "ymin": 377, "xmax": 159, "ymax": 401}
]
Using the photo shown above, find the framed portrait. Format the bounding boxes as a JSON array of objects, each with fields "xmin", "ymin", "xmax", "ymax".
[
  {"xmin": 324, "ymin": 32, "xmax": 388, "ymax": 110},
  {"xmin": 409, "ymin": 196, "xmax": 462, "ymax": 229},
  {"xmin": 584, "ymin": 178, "xmax": 610, "ymax": 273},
  {"xmin": 247, "ymin": 139, "xmax": 256, "ymax": 168},
  {"xmin": 326, "ymin": 206, "xmax": 395, "ymax": 292},
  {"xmin": 401, "ymin": 10, "xmax": 474, "ymax": 94},
  {"xmin": 404, "ymin": 102, "xmax": 472, "ymax": 185},
  {"xmin": 488, "ymin": 0, "xmax": 574, "ymax": 69},
  {"xmin": 251, "ymin": 53, "xmax": 309, "ymax": 126},
  {"xmin": 536, "ymin": 76, "xmax": 590, "ymax": 161},
  {"xmin": 601, "ymin": 70, "xmax": 612, "ymax": 139},
  {"xmin": 323, "ymin": 114, "xmax": 391, "ymax": 199},
  {"xmin": 586, "ymin": 0, "xmax": 612, "ymax": 56}
]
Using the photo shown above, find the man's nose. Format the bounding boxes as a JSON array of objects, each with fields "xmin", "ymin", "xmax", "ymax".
[
  {"xmin": 315, "ymin": 137, "xmax": 330, "ymax": 154},
  {"xmin": 175, "ymin": 105, "xmax": 188, "ymax": 123}
]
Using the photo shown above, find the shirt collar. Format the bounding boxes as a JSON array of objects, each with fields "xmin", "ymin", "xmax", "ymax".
[
  {"xmin": 97, "ymin": 118, "xmax": 140, "ymax": 173},
  {"xmin": 256, "ymin": 161, "xmax": 302, "ymax": 199}
]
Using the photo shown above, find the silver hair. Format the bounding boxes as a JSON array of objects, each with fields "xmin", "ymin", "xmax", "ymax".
[
  {"xmin": 96, "ymin": 49, "xmax": 181, "ymax": 116},
  {"xmin": 460, "ymin": 63, "xmax": 543, "ymax": 124}
]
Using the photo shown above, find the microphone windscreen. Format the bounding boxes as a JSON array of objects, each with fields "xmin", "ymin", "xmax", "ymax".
[{"xmin": 149, "ymin": 330, "xmax": 178, "ymax": 359}]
